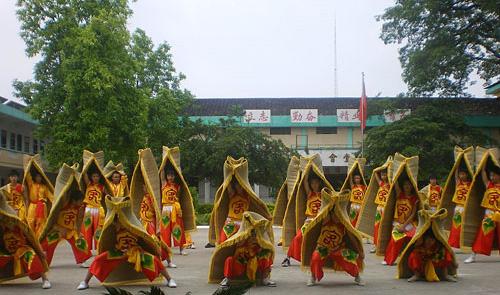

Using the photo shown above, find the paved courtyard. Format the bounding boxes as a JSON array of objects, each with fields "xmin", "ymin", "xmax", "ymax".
[{"xmin": 1, "ymin": 227, "xmax": 499, "ymax": 294}]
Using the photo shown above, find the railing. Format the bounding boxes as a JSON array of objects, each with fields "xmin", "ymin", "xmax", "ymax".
[{"xmin": 291, "ymin": 144, "xmax": 361, "ymax": 150}]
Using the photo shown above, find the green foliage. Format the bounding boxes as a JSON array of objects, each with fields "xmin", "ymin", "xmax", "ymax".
[
  {"xmin": 196, "ymin": 213, "xmax": 212, "ymax": 226},
  {"xmin": 266, "ymin": 203, "xmax": 275, "ymax": 215},
  {"xmin": 364, "ymin": 100, "xmax": 493, "ymax": 181},
  {"xmin": 378, "ymin": 1, "xmax": 499, "ymax": 97},
  {"xmin": 212, "ymin": 281, "xmax": 253, "ymax": 295},
  {"xmin": 104, "ymin": 286, "xmax": 133, "ymax": 295},
  {"xmin": 177, "ymin": 117, "xmax": 293, "ymax": 191},
  {"xmin": 14, "ymin": 1, "xmax": 191, "ymax": 168},
  {"xmin": 196, "ymin": 203, "xmax": 214, "ymax": 215}
]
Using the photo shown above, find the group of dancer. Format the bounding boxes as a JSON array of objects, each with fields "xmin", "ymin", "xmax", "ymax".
[
  {"xmin": 273, "ymin": 146, "xmax": 499, "ymax": 286},
  {"xmin": 0, "ymin": 147, "xmax": 196, "ymax": 289},
  {"xmin": 0, "ymin": 145, "xmax": 498, "ymax": 291}
]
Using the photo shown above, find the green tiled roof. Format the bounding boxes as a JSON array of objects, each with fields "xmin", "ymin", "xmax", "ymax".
[{"xmin": 0, "ymin": 103, "xmax": 38, "ymax": 124}]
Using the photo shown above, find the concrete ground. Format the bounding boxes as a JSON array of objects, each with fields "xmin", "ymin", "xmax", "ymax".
[{"xmin": 1, "ymin": 227, "xmax": 499, "ymax": 295}]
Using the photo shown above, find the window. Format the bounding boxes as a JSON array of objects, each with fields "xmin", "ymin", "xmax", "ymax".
[
  {"xmin": 17, "ymin": 134, "xmax": 22, "ymax": 151},
  {"xmin": 316, "ymin": 127, "xmax": 338, "ymax": 134},
  {"xmin": 270, "ymin": 127, "xmax": 291, "ymax": 135},
  {"xmin": 24, "ymin": 136, "xmax": 30, "ymax": 153},
  {"xmin": 40, "ymin": 140, "xmax": 46, "ymax": 152},
  {"xmin": 33, "ymin": 139, "xmax": 38, "ymax": 154},
  {"xmin": 0, "ymin": 130, "xmax": 6, "ymax": 148},
  {"xmin": 10, "ymin": 133, "xmax": 16, "ymax": 150}
]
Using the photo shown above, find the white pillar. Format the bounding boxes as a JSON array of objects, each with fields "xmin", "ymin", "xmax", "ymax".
[{"xmin": 204, "ymin": 178, "xmax": 211, "ymax": 204}]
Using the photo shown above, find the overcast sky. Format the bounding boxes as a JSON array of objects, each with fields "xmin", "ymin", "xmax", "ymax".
[{"xmin": 0, "ymin": 0, "xmax": 489, "ymax": 102}]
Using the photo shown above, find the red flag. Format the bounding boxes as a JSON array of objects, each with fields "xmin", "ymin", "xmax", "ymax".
[{"xmin": 359, "ymin": 73, "xmax": 368, "ymax": 131}]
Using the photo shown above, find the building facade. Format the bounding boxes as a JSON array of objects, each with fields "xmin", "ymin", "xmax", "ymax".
[
  {"xmin": 0, "ymin": 98, "xmax": 46, "ymax": 186},
  {"xmin": 187, "ymin": 97, "xmax": 500, "ymax": 202}
]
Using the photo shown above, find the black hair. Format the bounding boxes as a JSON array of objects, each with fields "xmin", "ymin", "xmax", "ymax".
[
  {"xmin": 429, "ymin": 174, "xmax": 437, "ymax": 180},
  {"xmin": 165, "ymin": 169, "xmax": 176, "ymax": 176},
  {"xmin": 489, "ymin": 165, "xmax": 500, "ymax": 175},
  {"xmin": 8, "ymin": 170, "xmax": 19, "ymax": 177}
]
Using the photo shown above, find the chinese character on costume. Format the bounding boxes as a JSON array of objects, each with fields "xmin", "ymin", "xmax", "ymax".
[
  {"xmin": 128, "ymin": 148, "xmax": 175, "ymax": 268},
  {"xmin": 436, "ymin": 146, "xmax": 474, "ymax": 250},
  {"xmin": 158, "ymin": 146, "xmax": 197, "ymax": 255},
  {"xmin": 39, "ymin": 163, "xmax": 91, "ymax": 266},
  {"xmin": 0, "ymin": 169, "xmax": 27, "ymax": 222},
  {"xmin": 341, "ymin": 158, "xmax": 367, "ymax": 227},
  {"xmin": 356, "ymin": 156, "xmax": 393, "ymax": 253},
  {"xmin": 103, "ymin": 161, "xmax": 129, "ymax": 197},
  {"xmin": 281, "ymin": 155, "xmax": 334, "ymax": 267},
  {"xmin": 462, "ymin": 147, "xmax": 500, "ymax": 263},
  {"xmin": 398, "ymin": 208, "xmax": 458, "ymax": 282},
  {"xmin": 23, "ymin": 154, "xmax": 54, "ymax": 238},
  {"xmin": 76, "ymin": 195, "xmax": 176, "ymax": 290},
  {"xmin": 209, "ymin": 211, "xmax": 276, "ymax": 288},
  {"xmin": 0, "ymin": 190, "xmax": 51, "ymax": 289},
  {"xmin": 376, "ymin": 153, "xmax": 423, "ymax": 265},
  {"xmin": 301, "ymin": 188, "xmax": 365, "ymax": 286}
]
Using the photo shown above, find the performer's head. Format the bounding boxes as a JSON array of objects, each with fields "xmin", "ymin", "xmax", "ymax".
[
  {"xmin": 429, "ymin": 175, "xmax": 438, "ymax": 185},
  {"xmin": 402, "ymin": 179, "xmax": 414, "ymax": 195},
  {"xmin": 457, "ymin": 169, "xmax": 469, "ymax": 182},
  {"xmin": 352, "ymin": 174, "xmax": 362, "ymax": 185},
  {"xmin": 68, "ymin": 190, "xmax": 83, "ymax": 204},
  {"xmin": 111, "ymin": 171, "xmax": 122, "ymax": 184},
  {"xmin": 309, "ymin": 175, "xmax": 321, "ymax": 193},
  {"xmin": 90, "ymin": 171, "xmax": 101, "ymax": 184},
  {"xmin": 34, "ymin": 172, "xmax": 43, "ymax": 184},
  {"xmin": 166, "ymin": 169, "xmax": 176, "ymax": 183},
  {"xmin": 489, "ymin": 166, "xmax": 500, "ymax": 184},
  {"xmin": 423, "ymin": 231, "xmax": 437, "ymax": 249},
  {"xmin": 232, "ymin": 180, "xmax": 244, "ymax": 195},
  {"xmin": 8, "ymin": 170, "xmax": 19, "ymax": 184},
  {"xmin": 379, "ymin": 170, "xmax": 388, "ymax": 182}
]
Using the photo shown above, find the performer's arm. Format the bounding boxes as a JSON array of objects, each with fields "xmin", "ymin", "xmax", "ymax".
[
  {"xmin": 374, "ymin": 171, "xmax": 381, "ymax": 185},
  {"xmin": 227, "ymin": 182, "xmax": 235, "ymax": 197},
  {"xmin": 25, "ymin": 172, "xmax": 33, "ymax": 187},
  {"xmin": 346, "ymin": 231, "xmax": 364, "ymax": 259},
  {"xmin": 83, "ymin": 172, "xmax": 90, "ymax": 186},
  {"xmin": 401, "ymin": 201, "xmax": 418, "ymax": 231},
  {"xmin": 160, "ymin": 170, "xmax": 166, "ymax": 185},
  {"xmin": 303, "ymin": 176, "xmax": 311, "ymax": 196},
  {"xmin": 481, "ymin": 166, "xmax": 489, "ymax": 187},
  {"xmin": 349, "ymin": 175, "xmax": 354, "ymax": 188},
  {"xmin": 454, "ymin": 168, "xmax": 459, "ymax": 184},
  {"xmin": 394, "ymin": 180, "xmax": 401, "ymax": 196}
]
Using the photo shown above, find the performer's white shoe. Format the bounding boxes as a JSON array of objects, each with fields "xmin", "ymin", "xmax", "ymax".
[
  {"xmin": 369, "ymin": 247, "xmax": 376, "ymax": 253},
  {"xmin": 166, "ymin": 279, "xmax": 177, "ymax": 288},
  {"xmin": 407, "ymin": 275, "xmax": 419, "ymax": 282},
  {"xmin": 42, "ymin": 279, "xmax": 52, "ymax": 289},
  {"xmin": 262, "ymin": 278, "xmax": 277, "ymax": 287},
  {"xmin": 167, "ymin": 262, "xmax": 177, "ymax": 268},
  {"xmin": 220, "ymin": 277, "xmax": 230, "ymax": 287},
  {"xmin": 444, "ymin": 275, "xmax": 458, "ymax": 282},
  {"xmin": 180, "ymin": 250, "xmax": 188, "ymax": 256},
  {"xmin": 77, "ymin": 281, "xmax": 89, "ymax": 290},
  {"xmin": 81, "ymin": 258, "xmax": 92, "ymax": 268},
  {"xmin": 381, "ymin": 260, "xmax": 388, "ymax": 265},
  {"xmin": 354, "ymin": 275, "xmax": 365, "ymax": 286},
  {"xmin": 307, "ymin": 277, "xmax": 316, "ymax": 286},
  {"xmin": 464, "ymin": 253, "xmax": 476, "ymax": 264}
]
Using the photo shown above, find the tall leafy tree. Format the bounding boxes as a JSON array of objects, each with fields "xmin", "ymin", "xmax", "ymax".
[
  {"xmin": 364, "ymin": 100, "xmax": 493, "ymax": 182},
  {"xmin": 14, "ymin": 0, "xmax": 147, "ymax": 167},
  {"xmin": 378, "ymin": 0, "xmax": 499, "ymax": 97}
]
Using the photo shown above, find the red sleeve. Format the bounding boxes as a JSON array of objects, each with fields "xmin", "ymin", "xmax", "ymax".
[{"xmin": 487, "ymin": 181, "xmax": 494, "ymax": 189}]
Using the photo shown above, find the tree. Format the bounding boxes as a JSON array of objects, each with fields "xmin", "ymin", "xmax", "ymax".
[
  {"xmin": 13, "ymin": 1, "xmax": 189, "ymax": 169},
  {"xmin": 177, "ymin": 117, "xmax": 293, "ymax": 192},
  {"xmin": 14, "ymin": 0, "xmax": 148, "ymax": 167},
  {"xmin": 364, "ymin": 100, "xmax": 494, "ymax": 182},
  {"xmin": 378, "ymin": 1, "xmax": 499, "ymax": 97}
]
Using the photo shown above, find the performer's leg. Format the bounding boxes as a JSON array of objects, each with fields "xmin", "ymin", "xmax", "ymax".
[
  {"xmin": 161, "ymin": 209, "xmax": 173, "ymax": 247},
  {"xmin": 41, "ymin": 237, "xmax": 59, "ymax": 266},
  {"xmin": 67, "ymin": 236, "xmax": 92, "ymax": 264},
  {"xmin": 448, "ymin": 206, "xmax": 463, "ymax": 248},
  {"xmin": 309, "ymin": 250, "xmax": 326, "ymax": 285},
  {"xmin": 286, "ymin": 229, "xmax": 303, "ymax": 263},
  {"xmin": 258, "ymin": 257, "xmax": 276, "ymax": 286},
  {"xmin": 172, "ymin": 216, "xmax": 187, "ymax": 254},
  {"xmin": 77, "ymin": 270, "xmax": 94, "ymax": 290},
  {"xmin": 471, "ymin": 213, "xmax": 496, "ymax": 256},
  {"xmin": 407, "ymin": 250, "xmax": 424, "ymax": 282},
  {"xmin": 331, "ymin": 249, "xmax": 364, "ymax": 285},
  {"xmin": 384, "ymin": 226, "xmax": 412, "ymax": 265},
  {"xmin": 88, "ymin": 252, "xmax": 125, "ymax": 282},
  {"xmin": 371, "ymin": 207, "xmax": 383, "ymax": 253}
]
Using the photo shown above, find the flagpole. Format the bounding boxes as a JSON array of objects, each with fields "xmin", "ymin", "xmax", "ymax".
[{"xmin": 361, "ymin": 72, "xmax": 365, "ymax": 158}]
